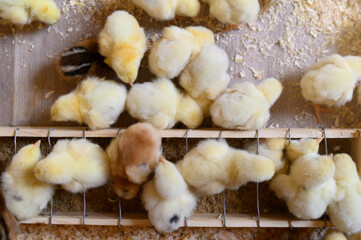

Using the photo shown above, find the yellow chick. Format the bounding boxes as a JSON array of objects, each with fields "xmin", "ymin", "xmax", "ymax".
[
  {"xmin": 203, "ymin": 0, "xmax": 260, "ymax": 25},
  {"xmin": 98, "ymin": 10, "xmax": 146, "ymax": 85},
  {"xmin": 324, "ymin": 230, "xmax": 347, "ymax": 240},
  {"xmin": 131, "ymin": 0, "xmax": 200, "ymax": 20},
  {"xmin": 285, "ymin": 138, "xmax": 322, "ymax": 163},
  {"xmin": 179, "ymin": 44, "xmax": 230, "ymax": 114},
  {"xmin": 33, "ymin": 139, "xmax": 110, "ymax": 193},
  {"xmin": 210, "ymin": 78, "xmax": 283, "ymax": 130},
  {"xmin": 142, "ymin": 157, "xmax": 197, "ymax": 233},
  {"xmin": 1, "ymin": 141, "xmax": 55, "ymax": 220},
  {"xmin": 301, "ymin": 54, "xmax": 361, "ymax": 122},
  {"xmin": 0, "ymin": 0, "xmax": 60, "ymax": 25},
  {"xmin": 244, "ymin": 139, "xmax": 286, "ymax": 172},
  {"xmin": 327, "ymin": 154, "xmax": 361, "ymax": 234},
  {"xmin": 149, "ymin": 26, "xmax": 214, "ymax": 79},
  {"xmin": 50, "ymin": 76, "xmax": 127, "ymax": 130},
  {"xmin": 177, "ymin": 139, "xmax": 275, "ymax": 195},
  {"xmin": 270, "ymin": 153, "xmax": 336, "ymax": 219},
  {"xmin": 126, "ymin": 78, "xmax": 203, "ymax": 129}
]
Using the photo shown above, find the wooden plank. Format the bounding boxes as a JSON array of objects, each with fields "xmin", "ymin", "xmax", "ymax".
[
  {"xmin": 0, "ymin": 25, "xmax": 15, "ymax": 126},
  {"xmin": 0, "ymin": 126, "xmax": 359, "ymax": 138},
  {"xmin": 19, "ymin": 212, "xmax": 331, "ymax": 228}
]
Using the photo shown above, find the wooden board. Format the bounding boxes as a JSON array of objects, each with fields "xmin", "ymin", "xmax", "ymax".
[
  {"xmin": 0, "ymin": 126, "xmax": 359, "ymax": 138},
  {"xmin": 20, "ymin": 212, "xmax": 332, "ymax": 228},
  {"xmin": 0, "ymin": 0, "xmax": 360, "ymax": 128}
]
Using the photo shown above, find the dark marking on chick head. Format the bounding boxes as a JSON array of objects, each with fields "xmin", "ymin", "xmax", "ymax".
[
  {"xmin": 59, "ymin": 46, "xmax": 102, "ymax": 78},
  {"xmin": 12, "ymin": 195, "xmax": 22, "ymax": 201},
  {"xmin": 169, "ymin": 214, "xmax": 179, "ymax": 224}
]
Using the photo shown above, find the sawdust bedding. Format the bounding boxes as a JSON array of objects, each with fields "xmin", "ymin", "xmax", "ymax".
[{"xmin": 1, "ymin": 0, "xmax": 361, "ymax": 239}]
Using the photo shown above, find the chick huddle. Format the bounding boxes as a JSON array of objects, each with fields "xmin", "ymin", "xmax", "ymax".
[{"xmin": 2, "ymin": 0, "xmax": 361, "ymax": 237}]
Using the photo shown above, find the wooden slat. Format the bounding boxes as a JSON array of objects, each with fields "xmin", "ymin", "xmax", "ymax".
[
  {"xmin": 19, "ymin": 212, "xmax": 332, "ymax": 228},
  {"xmin": 0, "ymin": 126, "xmax": 359, "ymax": 138}
]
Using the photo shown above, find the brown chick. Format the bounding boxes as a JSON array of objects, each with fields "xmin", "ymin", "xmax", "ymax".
[
  {"xmin": 112, "ymin": 176, "xmax": 140, "ymax": 200},
  {"xmin": 55, "ymin": 38, "xmax": 115, "ymax": 82},
  {"xmin": 0, "ymin": 190, "xmax": 20, "ymax": 240},
  {"xmin": 106, "ymin": 123, "xmax": 162, "ymax": 200}
]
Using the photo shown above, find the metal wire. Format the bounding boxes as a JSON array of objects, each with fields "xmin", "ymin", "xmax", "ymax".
[
  {"xmin": 322, "ymin": 128, "xmax": 328, "ymax": 229},
  {"xmin": 256, "ymin": 129, "xmax": 261, "ymax": 228},
  {"xmin": 287, "ymin": 128, "xmax": 293, "ymax": 230},
  {"xmin": 222, "ymin": 191, "xmax": 227, "ymax": 227},
  {"xmin": 218, "ymin": 129, "xmax": 226, "ymax": 227},
  {"xmin": 185, "ymin": 129, "xmax": 190, "ymax": 152},
  {"xmin": 323, "ymin": 128, "xmax": 328, "ymax": 155},
  {"xmin": 184, "ymin": 129, "xmax": 190, "ymax": 230},
  {"xmin": 117, "ymin": 128, "xmax": 122, "ymax": 226},
  {"xmin": 14, "ymin": 128, "xmax": 19, "ymax": 154},
  {"xmin": 83, "ymin": 192, "xmax": 86, "ymax": 227},
  {"xmin": 48, "ymin": 128, "xmax": 54, "ymax": 151},
  {"xmin": 48, "ymin": 128, "xmax": 55, "ymax": 227},
  {"xmin": 118, "ymin": 200, "xmax": 122, "ymax": 227},
  {"xmin": 83, "ymin": 129, "xmax": 87, "ymax": 227}
]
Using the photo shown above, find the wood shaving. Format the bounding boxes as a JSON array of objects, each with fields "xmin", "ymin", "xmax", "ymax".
[{"xmin": 44, "ymin": 91, "xmax": 55, "ymax": 99}]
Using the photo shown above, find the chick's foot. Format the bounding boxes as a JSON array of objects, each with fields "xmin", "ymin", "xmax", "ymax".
[
  {"xmin": 309, "ymin": 102, "xmax": 333, "ymax": 123},
  {"xmin": 222, "ymin": 24, "xmax": 243, "ymax": 32}
]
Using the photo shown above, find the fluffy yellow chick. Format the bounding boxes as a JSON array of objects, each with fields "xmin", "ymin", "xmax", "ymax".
[
  {"xmin": 324, "ymin": 230, "xmax": 347, "ymax": 240},
  {"xmin": 270, "ymin": 153, "xmax": 336, "ymax": 219},
  {"xmin": 203, "ymin": 0, "xmax": 260, "ymax": 25},
  {"xmin": 301, "ymin": 54, "xmax": 361, "ymax": 122},
  {"xmin": 1, "ymin": 141, "xmax": 55, "ymax": 220},
  {"xmin": 131, "ymin": 0, "xmax": 200, "ymax": 20},
  {"xmin": 149, "ymin": 26, "xmax": 214, "ymax": 79},
  {"xmin": 126, "ymin": 78, "xmax": 203, "ymax": 129},
  {"xmin": 50, "ymin": 76, "xmax": 127, "ymax": 130},
  {"xmin": 179, "ymin": 44, "xmax": 230, "ymax": 114},
  {"xmin": 285, "ymin": 138, "xmax": 322, "ymax": 163},
  {"xmin": 33, "ymin": 139, "xmax": 110, "ymax": 193},
  {"xmin": 177, "ymin": 139, "xmax": 275, "ymax": 195},
  {"xmin": 98, "ymin": 10, "xmax": 146, "ymax": 85},
  {"xmin": 327, "ymin": 154, "xmax": 361, "ymax": 234},
  {"xmin": 210, "ymin": 78, "xmax": 283, "ymax": 130},
  {"xmin": 0, "ymin": 0, "xmax": 60, "ymax": 25},
  {"xmin": 142, "ymin": 157, "xmax": 197, "ymax": 233},
  {"xmin": 244, "ymin": 139, "xmax": 286, "ymax": 172}
]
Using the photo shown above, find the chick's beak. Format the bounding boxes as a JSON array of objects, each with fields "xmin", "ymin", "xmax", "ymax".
[
  {"xmin": 34, "ymin": 140, "xmax": 41, "ymax": 148},
  {"xmin": 129, "ymin": 81, "xmax": 133, "ymax": 87},
  {"xmin": 159, "ymin": 156, "xmax": 166, "ymax": 163}
]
